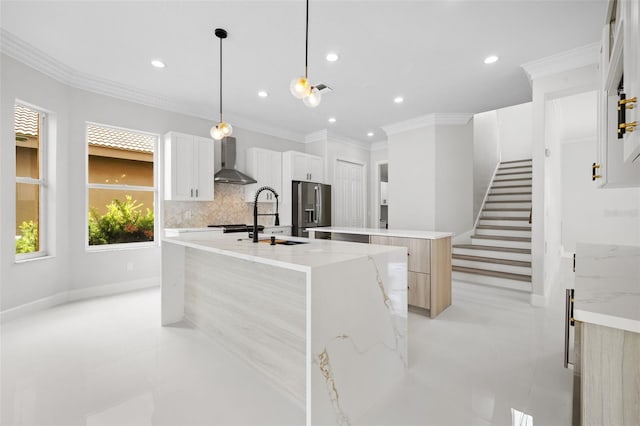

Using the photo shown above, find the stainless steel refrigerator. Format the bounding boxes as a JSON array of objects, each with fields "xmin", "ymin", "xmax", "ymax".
[{"xmin": 291, "ymin": 181, "xmax": 331, "ymax": 237}]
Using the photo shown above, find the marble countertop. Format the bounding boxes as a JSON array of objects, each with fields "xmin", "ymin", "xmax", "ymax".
[
  {"xmin": 574, "ymin": 243, "xmax": 640, "ymax": 334},
  {"xmin": 163, "ymin": 233, "xmax": 406, "ymax": 272},
  {"xmin": 307, "ymin": 227, "xmax": 453, "ymax": 240}
]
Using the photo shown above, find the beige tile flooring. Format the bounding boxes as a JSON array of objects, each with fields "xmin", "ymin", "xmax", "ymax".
[{"xmin": 1, "ymin": 259, "xmax": 575, "ymax": 426}]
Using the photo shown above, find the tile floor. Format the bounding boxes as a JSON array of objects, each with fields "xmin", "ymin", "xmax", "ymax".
[{"xmin": 1, "ymin": 259, "xmax": 575, "ymax": 426}]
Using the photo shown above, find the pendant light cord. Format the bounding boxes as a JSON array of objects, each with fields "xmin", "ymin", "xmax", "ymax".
[
  {"xmin": 219, "ymin": 35, "xmax": 223, "ymax": 123},
  {"xmin": 304, "ymin": 0, "xmax": 309, "ymax": 79}
]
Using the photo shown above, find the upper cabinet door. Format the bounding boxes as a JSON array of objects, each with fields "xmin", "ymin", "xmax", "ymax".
[
  {"xmin": 194, "ymin": 136, "xmax": 214, "ymax": 201},
  {"xmin": 244, "ymin": 148, "xmax": 282, "ymax": 203},
  {"xmin": 164, "ymin": 132, "xmax": 215, "ymax": 200},
  {"xmin": 284, "ymin": 151, "xmax": 324, "ymax": 183},
  {"xmin": 623, "ymin": 0, "xmax": 640, "ymax": 162},
  {"xmin": 308, "ymin": 155, "xmax": 324, "ymax": 183}
]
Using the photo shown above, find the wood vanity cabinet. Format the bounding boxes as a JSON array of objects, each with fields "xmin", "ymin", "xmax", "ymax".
[{"xmin": 370, "ymin": 235, "xmax": 451, "ymax": 318}]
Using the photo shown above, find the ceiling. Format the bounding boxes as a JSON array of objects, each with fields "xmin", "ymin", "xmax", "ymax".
[{"xmin": 0, "ymin": 0, "xmax": 608, "ymax": 144}]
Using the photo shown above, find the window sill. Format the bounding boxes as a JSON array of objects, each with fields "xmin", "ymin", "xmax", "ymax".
[
  {"xmin": 14, "ymin": 254, "xmax": 55, "ymax": 264},
  {"xmin": 85, "ymin": 242, "xmax": 159, "ymax": 252}
]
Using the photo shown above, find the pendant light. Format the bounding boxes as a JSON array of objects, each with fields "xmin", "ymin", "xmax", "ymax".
[
  {"xmin": 211, "ymin": 28, "xmax": 233, "ymax": 140},
  {"xmin": 290, "ymin": 0, "xmax": 322, "ymax": 108}
]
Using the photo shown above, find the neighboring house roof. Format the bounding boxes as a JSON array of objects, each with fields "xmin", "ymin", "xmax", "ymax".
[
  {"xmin": 14, "ymin": 104, "xmax": 39, "ymax": 136},
  {"xmin": 87, "ymin": 124, "xmax": 155, "ymax": 153}
]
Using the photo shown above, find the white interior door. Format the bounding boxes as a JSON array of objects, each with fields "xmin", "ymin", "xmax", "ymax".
[{"xmin": 334, "ymin": 159, "xmax": 365, "ymax": 227}]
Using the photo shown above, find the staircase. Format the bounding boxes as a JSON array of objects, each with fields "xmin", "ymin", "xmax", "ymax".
[{"xmin": 452, "ymin": 159, "xmax": 533, "ymax": 292}]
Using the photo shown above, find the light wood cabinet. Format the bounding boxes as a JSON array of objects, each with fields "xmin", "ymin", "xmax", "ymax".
[
  {"xmin": 244, "ymin": 148, "xmax": 282, "ymax": 203},
  {"xmin": 370, "ymin": 234, "xmax": 451, "ymax": 317},
  {"xmin": 596, "ymin": 0, "xmax": 640, "ymax": 187},
  {"xmin": 164, "ymin": 132, "xmax": 214, "ymax": 201}
]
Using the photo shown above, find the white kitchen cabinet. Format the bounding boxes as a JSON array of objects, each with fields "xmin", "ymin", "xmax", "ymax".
[
  {"xmin": 596, "ymin": 1, "xmax": 640, "ymax": 187},
  {"xmin": 244, "ymin": 148, "xmax": 282, "ymax": 203},
  {"xmin": 164, "ymin": 132, "xmax": 214, "ymax": 201},
  {"xmin": 283, "ymin": 151, "xmax": 324, "ymax": 183}
]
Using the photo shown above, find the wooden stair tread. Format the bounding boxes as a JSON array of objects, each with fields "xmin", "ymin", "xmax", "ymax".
[
  {"xmin": 452, "ymin": 266, "xmax": 532, "ymax": 282},
  {"xmin": 496, "ymin": 171, "xmax": 533, "ymax": 176},
  {"xmin": 500, "ymin": 159, "xmax": 532, "ymax": 164},
  {"xmin": 472, "ymin": 235, "xmax": 531, "ymax": 242},
  {"xmin": 476, "ymin": 225, "xmax": 531, "ymax": 231},
  {"xmin": 490, "ymin": 184, "xmax": 532, "ymax": 189},
  {"xmin": 499, "ymin": 165, "xmax": 533, "ymax": 171},
  {"xmin": 488, "ymin": 192, "xmax": 532, "ymax": 196},
  {"xmin": 453, "ymin": 244, "xmax": 531, "ymax": 254},
  {"xmin": 452, "ymin": 254, "xmax": 531, "ymax": 267},
  {"xmin": 480, "ymin": 216, "xmax": 531, "ymax": 221},
  {"xmin": 483, "ymin": 208, "xmax": 530, "ymax": 212},
  {"xmin": 493, "ymin": 177, "xmax": 532, "ymax": 182},
  {"xmin": 485, "ymin": 200, "xmax": 531, "ymax": 203}
]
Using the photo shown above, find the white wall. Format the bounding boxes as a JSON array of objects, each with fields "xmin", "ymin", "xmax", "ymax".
[
  {"xmin": 435, "ymin": 123, "xmax": 474, "ymax": 236},
  {"xmin": 388, "ymin": 126, "xmax": 437, "ymax": 230},
  {"xmin": 562, "ymin": 139, "xmax": 640, "ymax": 250},
  {"xmin": 496, "ymin": 102, "xmax": 533, "ymax": 162},
  {"xmin": 472, "ymin": 110, "xmax": 500, "ymax": 220},
  {"xmin": 0, "ymin": 54, "xmax": 303, "ymax": 312},
  {"xmin": 529, "ymin": 64, "xmax": 599, "ymax": 306}
]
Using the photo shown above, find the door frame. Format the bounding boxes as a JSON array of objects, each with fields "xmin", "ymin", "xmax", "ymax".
[{"xmin": 334, "ymin": 158, "xmax": 367, "ymax": 227}]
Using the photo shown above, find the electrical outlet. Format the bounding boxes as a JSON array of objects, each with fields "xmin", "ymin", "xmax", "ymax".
[{"xmin": 184, "ymin": 210, "xmax": 192, "ymax": 220}]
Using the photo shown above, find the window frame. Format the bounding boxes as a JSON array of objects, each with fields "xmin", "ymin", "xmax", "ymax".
[
  {"xmin": 15, "ymin": 103, "xmax": 48, "ymax": 261},
  {"xmin": 84, "ymin": 122, "xmax": 160, "ymax": 251}
]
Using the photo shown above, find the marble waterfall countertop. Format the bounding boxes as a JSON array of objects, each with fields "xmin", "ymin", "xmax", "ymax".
[
  {"xmin": 163, "ymin": 233, "xmax": 407, "ymax": 272},
  {"xmin": 574, "ymin": 243, "xmax": 640, "ymax": 333},
  {"xmin": 308, "ymin": 226, "xmax": 453, "ymax": 239}
]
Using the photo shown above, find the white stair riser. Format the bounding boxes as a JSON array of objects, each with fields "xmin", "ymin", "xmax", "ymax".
[
  {"xmin": 475, "ymin": 228, "xmax": 531, "ymax": 238},
  {"xmin": 481, "ymin": 210, "xmax": 529, "ymax": 218},
  {"xmin": 452, "ymin": 271, "xmax": 533, "ymax": 292},
  {"xmin": 494, "ymin": 172, "xmax": 532, "ymax": 179},
  {"xmin": 484, "ymin": 201, "xmax": 531, "ymax": 209},
  {"xmin": 497, "ymin": 167, "xmax": 532, "ymax": 174},
  {"xmin": 500, "ymin": 161, "xmax": 532, "ymax": 168},
  {"xmin": 471, "ymin": 237, "xmax": 530, "ymax": 249},
  {"xmin": 452, "ymin": 259, "xmax": 532, "ymax": 275},
  {"xmin": 487, "ymin": 193, "xmax": 532, "ymax": 201},
  {"xmin": 452, "ymin": 247, "xmax": 531, "ymax": 262},
  {"xmin": 492, "ymin": 179, "xmax": 532, "ymax": 187},
  {"xmin": 478, "ymin": 219, "xmax": 531, "ymax": 227},
  {"xmin": 489, "ymin": 186, "xmax": 532, "ymax": 194}
]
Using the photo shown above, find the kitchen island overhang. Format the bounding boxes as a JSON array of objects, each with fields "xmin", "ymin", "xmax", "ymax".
[{"xmin": 161, "ymin": 234, "xmax": 408, "ymax": 426}]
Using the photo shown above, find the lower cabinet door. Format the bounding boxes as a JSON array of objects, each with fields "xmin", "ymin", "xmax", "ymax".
[{"xmin": 408, "ymin": 271, "xmax": 430, "ymax": 309}]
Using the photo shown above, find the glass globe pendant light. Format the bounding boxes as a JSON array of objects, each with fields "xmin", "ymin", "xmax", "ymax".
[
  {"xmin": 290, "ymin": 0, "xmax": 321, "ymax": 108},
  {"xmin": 211, "ymin": 28, "xmax": 233, "ymax": 140}
]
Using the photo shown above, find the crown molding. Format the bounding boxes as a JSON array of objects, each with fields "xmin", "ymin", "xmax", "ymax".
[
  {"xmin": 327, "ymin": 133, "xmax": 373, "ymax": 151},
  {"xmin": 304, "ymin": 129, "xmax": 328, "ymax": 144},
  {"xmin": 370, "ymin": 141, "xmax": 388, "ymax": 151},
  {"xmin": 521, "ymin": 43, "xmax": 599, "ymax": 84},
  {"xmin": 382, "ymin": 113, "xmax": 473, "ymax": 136},
  {"xmin": 0, "ymin": 29, "xmax": 306, "ymax": 143}
]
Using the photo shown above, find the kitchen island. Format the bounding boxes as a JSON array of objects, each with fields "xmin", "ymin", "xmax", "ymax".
[
  {"xmin": 572, "ymin": 243, "xmax": 640, "ymax": 425},
  {"xmin": 162, "ymin": 234, "xmax": 408, "ymax": 426},
  {"xmin": 308, "ymin": 227, "xmax": 452, "ymax": 318}
]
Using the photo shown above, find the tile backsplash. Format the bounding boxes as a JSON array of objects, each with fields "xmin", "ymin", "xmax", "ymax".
[{"xmin": 163, "ymin": 183, "xmax": 276, "ymax": 228}]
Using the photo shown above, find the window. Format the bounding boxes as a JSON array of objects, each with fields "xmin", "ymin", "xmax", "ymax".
[
  {"xmin": 15, "ymin": 103, "xmax": 47, "ymax": 259},
  {"xmin": 86, "ymin": 123, "xmax": 158, "ymax": 248}
]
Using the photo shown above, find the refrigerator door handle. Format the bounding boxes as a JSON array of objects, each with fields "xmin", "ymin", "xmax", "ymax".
[
  {"xmin": 314, "ymin": 186, "xmax": 320, "ymax": 224},
  {"xmin": 297, "ymin": 183, "xmax": 304, "ymax": 231}
]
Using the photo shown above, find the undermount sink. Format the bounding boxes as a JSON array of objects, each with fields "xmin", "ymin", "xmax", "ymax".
[{"xmin": 258, "ymin": 238, "xmax": 309, "ymax": 246}]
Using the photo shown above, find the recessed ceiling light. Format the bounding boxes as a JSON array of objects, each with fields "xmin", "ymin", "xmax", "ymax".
[
  {"xmin": 484, "ymin": 55, "xmax": 499, "ymax": 64},
  {"xmin": 328, "ymin": 117, "xmax": 336, "ymax": 123},
  {"xmin": 367, "ymin": 132, "xmax": 374, "ymax": 137},
  {"xmin": 151, "ymin": 59, "xmax": 166, "ymax": 68},
  {"xmin": 394, "ymin": 96, "xmax": 404, "ymax": 104},
  {"xmin": 258, "ymin": 91, "xmax": 269, "ymax": 98},
  {"xmin": 326, "ymin": 53, "xmax": 339, "ymax": 62}
]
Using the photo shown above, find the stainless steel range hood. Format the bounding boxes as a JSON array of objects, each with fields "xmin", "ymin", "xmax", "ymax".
[{"xmin": 214, "ymin": 137, "xmax": 256, "ymax": 185}]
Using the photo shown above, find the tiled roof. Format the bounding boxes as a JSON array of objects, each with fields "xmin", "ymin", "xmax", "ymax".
[
  {"xmin": 87, "ymin": 124, "xmax": 155, "ymax": 153},
  {"xmin": 14, "ymin": 104, "xmax": 39, "ymax": 136}
]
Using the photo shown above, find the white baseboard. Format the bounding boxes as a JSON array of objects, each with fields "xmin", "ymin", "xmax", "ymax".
[{"xmin": 0, "ymin": 277, "xmax": 160, "ymax": 323}]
